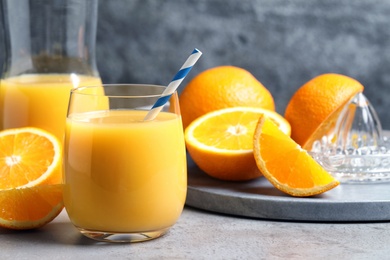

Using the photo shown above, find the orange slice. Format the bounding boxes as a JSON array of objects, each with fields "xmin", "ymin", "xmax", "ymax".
[
  {"xmin": 0, "ymin": 127, "xmax": 63, "ymax": 229},
  {"xmin": 253, "ymin": 116, "xmax": 339, "ymax": 197},
  {"xmin": 185, "ymin": 107, "xmax": 290, "ymax": 181}
]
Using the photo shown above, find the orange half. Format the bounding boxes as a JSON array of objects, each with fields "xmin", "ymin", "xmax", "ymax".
[
  {"xmin": 185, "ymin": 107, "xmax": 290, "ymax": 181},
  {"xmin": 0, "ymin": 127, "xmax": 63, "ymax": 229},
  {"xmin": 0, "ymin": 184, "xmax": 63, "ymax": 230}
]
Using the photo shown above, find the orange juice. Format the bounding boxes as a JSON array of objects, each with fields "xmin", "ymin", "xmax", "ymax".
[
  {"xmin": 63, "ymin": 110, "xmax": 187, "ymax": 232},
  {"xmin": 0, "ymin": 74, "xmax": 102, "ymax": 140}
]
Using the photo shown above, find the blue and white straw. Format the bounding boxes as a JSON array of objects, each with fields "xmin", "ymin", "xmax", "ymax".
[{"xmin": 143, "ymin": 48, "xmax": 202, "ymax": 121}]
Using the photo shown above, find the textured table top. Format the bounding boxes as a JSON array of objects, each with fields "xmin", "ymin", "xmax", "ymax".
[
  {"xmin": 4, "ymin": 154, "xmax": 390, "ymax": 259},
  {"xmin": 1, "ymin": 207, "xmax": 390, "ymax": 259}
]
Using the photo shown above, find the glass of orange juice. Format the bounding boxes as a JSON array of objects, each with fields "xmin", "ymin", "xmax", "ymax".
[{"xmin": 63, "ymin": 84, "xmax": 187, "ymax": 243}]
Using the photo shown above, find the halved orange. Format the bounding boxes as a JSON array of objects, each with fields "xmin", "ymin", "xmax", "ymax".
[
  {"xmin": 0, "ymin": 184, "xmax": 63, "ymax": 230},
  {"xmin": 253, "ymin": 116, "xmax": 339, "ymax": 197},
  {"xmin": 0, "ymin": 127, "xmax": 63, "ymax": 229},
  {"xmin": 185, "ymin": 107, "xmax": 290, "ymax": 181},
  {"xmin": 285, "ymin": 73, "xmax": 364, "ymax": 147}
]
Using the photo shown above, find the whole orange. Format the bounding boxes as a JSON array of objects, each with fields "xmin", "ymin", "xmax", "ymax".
[
  {"xmin": 284, "ymin": 73, "xmax": 364, "ymax": 147},
  {"xmin": 179, "ymin": 66, "xmax": 275, "ymax": 129}
]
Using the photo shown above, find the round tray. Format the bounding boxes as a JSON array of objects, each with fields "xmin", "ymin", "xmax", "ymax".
[{"xmin": 185, "ymin": 154, "xmax": 390, "ymax": 222}]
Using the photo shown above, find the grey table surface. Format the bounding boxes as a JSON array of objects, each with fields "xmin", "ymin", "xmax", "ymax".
[{"xmin": 1, "ymin": 207, "xmax": 390, "ymax": 260}]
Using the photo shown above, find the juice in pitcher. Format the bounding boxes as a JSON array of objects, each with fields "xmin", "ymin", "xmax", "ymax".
[
  {"xmin": 0, "ymin": 0, "xmax": 100, "ymax": 141},
  {"xmin": 63, "ymin": 110, "xmax": 187, "ymax": 232},
  {"xmin": 0, "ymin": 74, "xmax": 102, "ymax": 140}
]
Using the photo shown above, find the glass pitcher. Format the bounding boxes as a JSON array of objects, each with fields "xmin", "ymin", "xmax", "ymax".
[{"xmin": 0, "ymin": 0, "xmax": 101, "ymax": 141}]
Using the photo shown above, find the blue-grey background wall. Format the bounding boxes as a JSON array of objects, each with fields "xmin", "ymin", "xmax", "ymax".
[{"xmin": 2, "ymin": 0, "xmax": 390, "ymax": 128}]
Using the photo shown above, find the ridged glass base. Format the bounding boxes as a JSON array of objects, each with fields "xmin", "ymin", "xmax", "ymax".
[
  {"xmin": 332, "ymin": 172, "xmax": 390, "ymax": 184},
  {"xmin": 77, "ymin": 227, "xmax": 170, "ymax": 243},
  {"xmin": 310, "ymin": 152, "xmax": 390, "ymax": 183}
]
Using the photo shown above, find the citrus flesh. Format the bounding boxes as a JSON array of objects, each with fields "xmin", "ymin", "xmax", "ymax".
[
  {"xmin": 185, "ymin": 107, "xmax": 290, "ymax": 181},
  {"xmin": 180, "ymin": 65, "xmax": 275, "ymax": 129},
  {"xmin": 0, "ymin": 127, "xmax": 62, "ymax": 189},
  {"xmin": 0, "ymin": 127, "xmax": 63, "ymax": 229},
  {"xmin": 253, "ymin": 116, "xmax": 339, "ymax": 197}
]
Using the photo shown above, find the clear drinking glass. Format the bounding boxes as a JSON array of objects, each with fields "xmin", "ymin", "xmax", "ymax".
[
  {"xmin": 0, "ymin": 0, "xmax": 101, "ymax": 140},
  {"xmin": 63, "ymin": 84, "xmax": 187, "ymax": 243}
]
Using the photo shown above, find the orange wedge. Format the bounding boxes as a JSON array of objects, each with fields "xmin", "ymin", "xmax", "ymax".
[
  {"xmin": 253, "ymin": 116, "xmax": 339, "ymax": 197},
  {"xmin": 0, "ymin": 127, "xmax": 63, "ymax": 229},
  {"xmin": 185, "ymin": 107, "xmax": 290, "ymax": 181}
]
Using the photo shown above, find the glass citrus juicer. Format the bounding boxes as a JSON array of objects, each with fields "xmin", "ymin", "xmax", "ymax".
[{"xmin": 304, "ymin": 92, "xmax": 390, "ymax": 183}]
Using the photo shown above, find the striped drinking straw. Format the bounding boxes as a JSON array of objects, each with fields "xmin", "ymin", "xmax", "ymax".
[{"xmin": 143, "ymin": 48, "xmax": 202, "ymax": 121}]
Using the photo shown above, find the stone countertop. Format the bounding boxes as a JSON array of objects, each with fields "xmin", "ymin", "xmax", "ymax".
[{"xmin": 1, "ymin": 207, "xmax": 389, "ymax": 259}]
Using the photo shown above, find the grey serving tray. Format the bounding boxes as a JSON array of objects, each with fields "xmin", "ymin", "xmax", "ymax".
[{"xmin": 185, "ymin": 154, "xmax": 390, "ymax": 222}]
